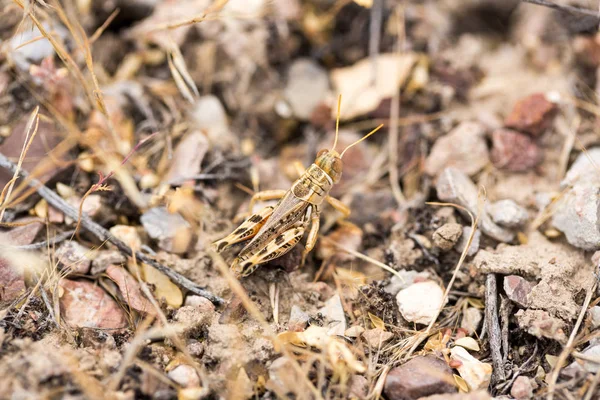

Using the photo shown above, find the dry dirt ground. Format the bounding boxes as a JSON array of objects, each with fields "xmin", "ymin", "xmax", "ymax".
[{"xmin": 1, "ymin": 0, "xmax": 600, "ymax": 399}]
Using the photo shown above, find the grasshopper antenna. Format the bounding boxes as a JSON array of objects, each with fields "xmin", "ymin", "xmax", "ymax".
[
  {"xmin": 340, "ymin": 124, "xmax": 384, "ymax": 158},
  {"xmin": 331, "ymin": 94, "xmax": 342, "ymax": 152}
]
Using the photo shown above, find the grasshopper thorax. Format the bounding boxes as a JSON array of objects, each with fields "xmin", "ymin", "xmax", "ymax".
[{"xmin": 315, "ymin": 149, "xmax": 342, "ymax": 183}]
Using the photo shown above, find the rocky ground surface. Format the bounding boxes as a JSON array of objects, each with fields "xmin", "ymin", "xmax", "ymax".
[{"xmin": 1, "ymin": 0, "xmax": 600, "ymax": 399}]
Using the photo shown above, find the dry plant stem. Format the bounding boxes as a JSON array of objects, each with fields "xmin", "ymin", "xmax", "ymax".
[
  {"xmin": 323, "ymin": 238, "xmax": 404, "ymax": 283},
  {"xmin": 521, "ymin": 0, "xmax": 600, "ymax": 18},
  {"xmin": 14, "ymin": 229, "xmax": 75, "ymax": 250},
  {"xmin": 368, "ymin": 0, "xmax": 383, "ymax": 85},
  {"xmin": 0, "ymin": 152, "xmax": 223, "ymax": 305},
  {"xmin": 388, "ymin": 5, "xmax": 406, "ymax": 207},
  {"xmin": 0, "ymin": 106, "xmax": 39, "ymax": 222},
  {"xmin": 486, "ymin": 273, "xmax": 506, "ymax": 382},
  {"xmin": 547, "ymin": 280, "xmax": 597, "ymax": 400},
  {"xmin": 404, "ymin": 201, "xmax": 478, "ymax": 360},
  {"xmin": 584, "ymin": 369, "xmax": 600, "ymax": 400}
]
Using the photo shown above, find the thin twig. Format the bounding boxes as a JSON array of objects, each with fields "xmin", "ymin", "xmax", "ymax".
[
  {"xmin": 12, "ymin": 229, "xmax": 75, "ymax": 250},
  {"xmin": 521, "ymin": 0, "xmax": 600, "ymax": 18},
  {"xmin": 388, "ymin": 4, "xmax": 406, "ymax": 207},
  {"xmin": 0, "ymin": 152, "xmax": 223, "ymax": 305},
  {"xmin": 403, "ymin": 201, "xmax": 478, "ymax": 360},
  {"xmin": 486, "ymin": 273, "xmax": 506, "ymax": 382}
]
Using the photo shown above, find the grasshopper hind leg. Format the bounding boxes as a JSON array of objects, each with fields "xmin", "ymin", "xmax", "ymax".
[
  {"xmin": 213, "ymin": 206, "xmax": 275, "ymax": 252},
  {"xmin": 231, "ymin": 225, "xmax": 306, "ymax": 277}
]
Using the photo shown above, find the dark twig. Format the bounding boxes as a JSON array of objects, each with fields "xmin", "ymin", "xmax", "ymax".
[
  {"xmin": 0, "ymin": 152, "xmax": 224, "ymax": 305},
  {"xmin": 521, "ymin": 0, "xmax": 600, "ymax": 18},
  {"xmin": 486, "ymin": 273, "xmax": 506, "ymax": 382},
  {"xmin": 13, "ymin": 229, "xmax": 75, "ymax": 250}
]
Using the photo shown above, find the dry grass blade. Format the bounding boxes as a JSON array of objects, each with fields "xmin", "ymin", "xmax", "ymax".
[
  {"xmin": 168, "ymin": 45, "xmax": 199, "ymax": 103},
  {"xmin": 0, "ymin": 106, "xmax": 40, "ymax": 222},
  {"xmin": 403, "ymin": 200, "xmax": 479, "ymax": 360},
  {"xmin": 546, "ymin": 280, "xmax": 597, "ymax": 400}
]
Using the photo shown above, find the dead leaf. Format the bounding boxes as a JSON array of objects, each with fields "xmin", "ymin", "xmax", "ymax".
[
  {"xmin": 454, "ymin": 374, "xmax": 469, "ymax": 393},
  {"xmin": 141, "ymin": 264, "xmax": 183, "ymax": 308},
  {"xmin": 368, "ymin": 312, "xmax": 386, "ymax": 331},
  {"xmin": 330, "ymin": 53, "xmax": 418, "ymax": 120}
]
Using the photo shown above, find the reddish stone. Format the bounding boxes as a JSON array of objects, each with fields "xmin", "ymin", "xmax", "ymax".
[
  {"xmin": 384, "ymin": 356, "xmax": 457, "ymax": 400},
  {"xmin": 503, "ymin": 275, "xmax": 534, "ymax": 308},
  {"xmin": 505, "ymin": 93, "xmax": 557, "ymax": 136},
  {"xmin": 106, "ymin": 265, "xmax": 155, "ymax": 314},
  {"xmin": 59, "ymin": 279, "xmax": 128, "ymax": 330},
  {"xmin": 491, "ymin": 129, "xmax": 542, "ymax": 172},
  {"xmin": 0, "ymin": 257, "xmax": 25, "ymax": 302}
]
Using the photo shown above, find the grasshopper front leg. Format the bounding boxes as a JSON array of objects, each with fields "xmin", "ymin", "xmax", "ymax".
[
  {"xmin": 213, "ymin": 205, "xmax": 275, "ymax": 252},
  {"xmin": 232, "ymin": 225, "xmax": 306, "ymax": 277}
]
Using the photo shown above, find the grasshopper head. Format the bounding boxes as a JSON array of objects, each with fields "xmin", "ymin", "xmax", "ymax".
[{"xmin": 315, "ymin": 149, "xmax": 342, "ymax": 183}]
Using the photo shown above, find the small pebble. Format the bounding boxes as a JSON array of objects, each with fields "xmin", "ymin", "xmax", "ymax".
[
  {"xmin": 589, "ymin": 306, "xmax": 600, "ymax": 329},
  {"xmin": 318, "ymin": 294, "xmax": 347, "ymax": 336},
  {"xmin": 55, "ymin": 241, "xmax": 92, "ymax": 275},
  {"xmin": 384, "ymin": 269, "xmax": 430, "ymax": 296},
  {"xmin": 140, "ymin": 207, "xmax": 192, "ymax": 254},
  {"xmin": 90, "ymin": 250, "xmax": 126, "ymax": 275},
  {"xmin": 449, "ymin": 346, "xmax": 492, "ymax": 391},
  {"xmin": 510, "ymin": 376, "xmax": 534, "ymax": 400},
  {"xmin": 503, "ymin": 275, "xmax": 534, "ymax": 308},
  {"xmin": 383, "ymin": 355, "xmax": 457, "ymax": 400},
  {"xmin": 167, "ymin": 365, "xmax": 200, "ymax": 388},
  {"xmin": 461, "ymin": 307, "xmax": 482, "ymax": 335},
  {"xmin": 490, "ymin": 129, "xmax": 542, "ymax": 172},
  {"xmin": 109, "ymin": 225, "xmax": 142, "ymax": 251},
  {"xmin": 361, "ymin": 328, "xmax": 393, "ymax": 347},
  {"xmin": 488, "ymin": 199, "xmax": 529, "ymax": 228},
  {"xmin": 174, "ymin": 302, "xmax": 215, "ymax": 337},
  {"xmin": 283, "ymin": 58, "xmax": 329, "ymax": 120},
  {"xmin": 396, "ymin": 281, "xmax": 446, "ymax": 325},
  {"xmin": 345, "ymin": 325, "xmax": 365, "ymax": 338},
  {"xmin": 454, "ymin": 227, "xmax": 481, "ymax": 257},
  {"xmin": 288, "ymin": 305, "xmax": 310, "ymax": 332},
  {"xmin": 424, "ymin": 121, "xmax": 489, "ymax": 177},
  {"xmin": 505, "ymin": 93, "xmax": 557, "ymax": 136},
  {"xmin": 436, "ymin": 168, "xmax": 514, "ymax": 243},
  {"xmin": 552, "ymin": 183, "xmax": 600, "ymax": 250},
  {"xmin": 432, "ymin": 223, "xmax": 463, "ymax": 251}
]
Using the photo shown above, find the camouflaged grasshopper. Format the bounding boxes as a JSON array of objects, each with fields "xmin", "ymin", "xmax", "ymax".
[{"xmin": 213, "ymin": 96, "xmax": 383, "ymax": 277}]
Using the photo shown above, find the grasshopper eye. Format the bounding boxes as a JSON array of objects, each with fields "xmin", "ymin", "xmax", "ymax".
[
  {"xmin": 332, "ymin": 158, "xmax": 342, "ymax": 172},
  {"xmin": 317, "ymin": 149, "xmax": 328, "ymax": 158}
]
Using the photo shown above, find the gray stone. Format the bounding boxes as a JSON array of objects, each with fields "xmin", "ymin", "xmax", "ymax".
[
  {"xmin": 383, "ymin": 269, "xmax": 430, "ymax": 296},
  {"xmin": 488, "ymin": 199, "xmax": 528, "ymax": 228},
  {"xmin": 589, "ymin": 306, "xmax": 600, "ymax": 329},
  {"xmin": 284, "ymin": 59, "xmax": 329, "ymax": 120},
  {"xmin": 425, "ymin": 121, "xmax": 489, "ymax": 177},
  {"xmin": 55, "ymin": 241, "xmax": 91, "ymax": 275},
  {"xmin": 510, "ymin": 376, "xmax": 534, "ymax": 400},
  {"xmin": 436, "ymin": 168, "xmax": 514, "ymax": 242},
  {"xmin": 455, "ymin": 227, "xmax": 481, "ymax": 256},
  {"xmin": 140, "ymin": 207, "xmax": 192, "ymax": 253},
  {"xmin": 383, "ymin": 356, "xmax": 457, "ymax": 400},
  {"xmin": 581, "ymin": 345, "xmax": 600, "ymax": 373},
  {"xmin": 288, "ymin": 305, "xmax": 310, "ymax": 332},
  {"xmin": 461, "ymin": 307, "xmax": 483, "ymax": 335},
  {"xmin": 90, "ymin": 250, "xmax": 126, "ymax": 275},
  {"xmin": 318, "ymin": 294, "xmax": 347, "ymax": 336},
  {"xmin": 552, "ymin": 183, "xmax": 600, "ymax": 250},
  {"xmin": 561, "ymin": 148, "xmax": 600, "ymax": 188}
]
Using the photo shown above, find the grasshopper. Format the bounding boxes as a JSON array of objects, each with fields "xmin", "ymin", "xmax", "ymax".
[{"xmin": 213, "ymin": 96, "xmax": 383, "ymax": 277}]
